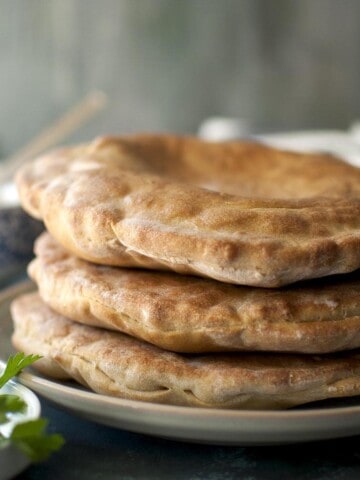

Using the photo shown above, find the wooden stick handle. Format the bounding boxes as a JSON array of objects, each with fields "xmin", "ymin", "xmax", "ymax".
[{"xmin": 0, "ymin": 90, "xmax": 107, "ymax": 183}]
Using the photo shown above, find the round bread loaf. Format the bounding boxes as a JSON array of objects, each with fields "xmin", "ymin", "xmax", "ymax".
[{"xmin": 15, "ymin": 134, "xmax": 360, "ymax": 287}]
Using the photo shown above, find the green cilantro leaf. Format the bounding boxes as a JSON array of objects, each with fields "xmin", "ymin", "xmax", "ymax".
[
  {"xmin": 0, "ymin": 352, "xmax": 41, "ymax": 388},
  {"xmin": 0, "ymin": 394, "xmax": 27, "ymax": 424},
  {"xmin": 0, "ymin": 353, "xmax": 64, "ymax": 461},
  {"xmin": 11, "ymin": 419, "xmax": 65, "ymax": 462}
]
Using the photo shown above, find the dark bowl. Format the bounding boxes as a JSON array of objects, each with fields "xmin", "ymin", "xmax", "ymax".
[{"xmin": 0, "ymin": 197, "xmax": 43, "ymax": 284}]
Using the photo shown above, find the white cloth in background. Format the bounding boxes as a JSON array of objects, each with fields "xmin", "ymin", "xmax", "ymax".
[{"xmin": 198, "ymin": 118, "xmax": 360, "ymax": 167}]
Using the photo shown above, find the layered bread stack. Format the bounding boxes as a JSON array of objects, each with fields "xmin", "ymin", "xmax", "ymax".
[{"xmin": 10, "ymin": 134, "xmax": 360, "ymax": 409}]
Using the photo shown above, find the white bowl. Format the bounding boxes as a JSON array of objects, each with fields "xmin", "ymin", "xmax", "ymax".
[{"xmin": 0, "ymin": 380, "xmax": 41, "ymax": 479}]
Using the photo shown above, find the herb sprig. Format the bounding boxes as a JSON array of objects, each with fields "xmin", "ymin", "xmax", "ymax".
[{"xmin": 0, "ymin": 353, "xmax": 64, "ymax": 461}]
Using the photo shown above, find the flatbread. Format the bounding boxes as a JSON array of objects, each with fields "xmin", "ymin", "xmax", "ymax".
[
  {"xmin": 29, "ymin": 232, "xmax": 360, "ymax": 354},
  {"xmin": 16, "ymin": 134, "xmax": 360, "ymax": 287},
  {"xmin": 11, "ymin": 292, "xmax": 360, "ymax": 409}
]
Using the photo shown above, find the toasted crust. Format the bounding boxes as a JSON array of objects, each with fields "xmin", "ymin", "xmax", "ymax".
[
  {"xmin": 11, "ymin": 292, "xmax": 360, "ymax": 409},
  {"xmin": 28, "ymin": 232, "xmax": 360, "ymax": 354},
  {"xmin": 15, "ymin": 134, "xmax": 360, "ymax": 287}
]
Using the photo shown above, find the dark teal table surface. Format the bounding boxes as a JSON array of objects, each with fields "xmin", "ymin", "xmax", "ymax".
[{"xmin": 15, "ymin": 397, "xmax": 360, "ymax": 480}]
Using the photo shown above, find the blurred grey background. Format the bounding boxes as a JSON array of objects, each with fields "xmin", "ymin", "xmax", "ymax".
[{"xmin": 0, "ymin": 0, "xmax": 360, "ymax": 156}]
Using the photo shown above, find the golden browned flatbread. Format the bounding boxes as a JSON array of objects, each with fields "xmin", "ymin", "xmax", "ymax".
[
  {"xmin": 11, "ymin": 292, "xmax": 360, "ymax": 409},
  {"xmin": 16, "ymin": 134, "xmax": 360, "ymax": 287},
  {"xmin": 29, "ymin": 232, "xmax": 360, "ymax": 354}
]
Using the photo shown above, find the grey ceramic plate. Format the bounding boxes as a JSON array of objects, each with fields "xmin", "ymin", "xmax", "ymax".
[{"xmin": 3, "ymin": 281, "xmax": 360, "ymax": 446}]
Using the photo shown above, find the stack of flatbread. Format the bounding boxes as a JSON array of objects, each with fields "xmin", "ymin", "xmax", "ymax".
[{"xmin": 11, "ymin": 134, "xmax": 360, "ymax": 409}]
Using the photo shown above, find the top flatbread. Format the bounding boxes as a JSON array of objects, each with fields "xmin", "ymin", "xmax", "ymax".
[{"xmin": 15, "ymin": 134, "xmax": 360, "ymax": 287}]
